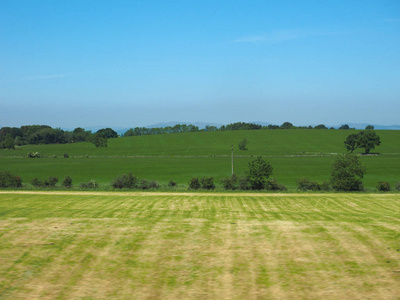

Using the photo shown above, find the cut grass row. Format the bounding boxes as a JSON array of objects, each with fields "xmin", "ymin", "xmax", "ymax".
[{"xmin": 0, "ymin": 192, "xmax": 399, "ymax": 299}]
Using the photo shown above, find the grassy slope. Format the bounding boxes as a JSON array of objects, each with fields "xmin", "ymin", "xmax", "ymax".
[
  {"xmin": 0, "ymin": 192, "xmax": 399, "ymax": 299},
  {"xmin": 0, "ymin": 130, "xmax": 399, "ymax": 189}
]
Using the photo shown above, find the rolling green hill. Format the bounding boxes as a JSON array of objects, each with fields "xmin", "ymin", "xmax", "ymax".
[{"xmin": 1, "ymin": 130, "xmax": 399, "ymax": 190}]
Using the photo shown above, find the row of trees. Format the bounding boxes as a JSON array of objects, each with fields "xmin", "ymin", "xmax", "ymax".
[
  {"xmin": 124, "ymin": 124, "xmax": 200, "ymax": 136},
  {"xmin": 1, "ymin": 152, "xmax": 398, "ymax": 191},
  {"xmin": 123, "ymin": 122, "xmax": 373, "ymax": 137},
  {"xmin": 1, "ymin": 122, "xmax": 377, "ymax": 148},
  {"xmin": 219, "ymin": 154, "xmax": 371, "ymax": 192},
  {"xmin": 0, "ymin": 126, "xmax": 118, "ymax": 149}
]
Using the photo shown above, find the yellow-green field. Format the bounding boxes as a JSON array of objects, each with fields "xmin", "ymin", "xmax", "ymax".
[{"xmin": 0, "ymin": 192, "xmax": 399, "ymax": 299}]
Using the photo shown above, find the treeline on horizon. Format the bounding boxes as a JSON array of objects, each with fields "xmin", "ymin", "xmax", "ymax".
[
  {"xmin": 0, "ymin": 122, "xmax": 372, "ymax": 148},
  {"xmin": 122, "ymin": 122, "xmax": 360, "ymax": 136}
]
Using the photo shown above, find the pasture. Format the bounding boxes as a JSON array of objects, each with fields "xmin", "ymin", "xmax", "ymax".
[
  {"xmin": 0, "ymin": 129, "xmax": 399, "ymax": 189},
  {"xmin": 0, "ymin": 192, "xmax": 399, "ymax": 299}
]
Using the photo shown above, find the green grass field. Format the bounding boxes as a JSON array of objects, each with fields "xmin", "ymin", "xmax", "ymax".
[
  {"xmin": 1, "ymin": 129, "xmax": 399, "ymax": 189},
  {"xmin": 0, "ymin": 192, "xmax": 399, "ymax": 299}
]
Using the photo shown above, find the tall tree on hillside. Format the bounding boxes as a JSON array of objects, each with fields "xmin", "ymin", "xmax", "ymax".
[
  {"xmin": 314, "ymin": 124, "xmax": 328, "ymax": 129},
  {"xmin": 96, "ymin": 128, "xmax": 118, "ymax": 139},
  {"xmin": 357, "ymin": 131, "xmax": 381, "ymax": 154},
  {"xmin": 344, "ymin": 130, "xmax": 381, "ymax": 154},
  {"xmin": 280, "ymin": 122, "xmax": 294, "ymax": 129},
  {"xmin": 344, "ymin": 134, "xmax": 358, "ymax": 153}
]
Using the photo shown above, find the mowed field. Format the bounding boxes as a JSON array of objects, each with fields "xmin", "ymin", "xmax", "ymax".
[
  {"xmin": 1, "ymin": 129, "xmax": 400, "ymax": 189},
  {"xmin": 0, "ymin": 192, "xmax": 399, "ymax": 299}
]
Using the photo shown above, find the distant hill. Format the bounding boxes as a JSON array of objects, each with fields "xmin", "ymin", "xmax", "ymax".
[{"xmin": 342, "ymin": 124, "xmax": 400, "ymax": 130}]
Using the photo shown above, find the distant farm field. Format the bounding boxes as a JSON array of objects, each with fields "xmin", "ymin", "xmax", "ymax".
[
  {"xmin": 1, "ymin": 129, "xmax": 399, "ymax": 189},
  {"xmin": 0, "ymin": 192, "xmax": 399, "ymax": 299}
]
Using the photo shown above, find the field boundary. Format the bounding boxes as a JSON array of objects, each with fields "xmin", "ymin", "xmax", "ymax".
[{"xmin": 0, "ymin": 190, "xmax": 398, "ymax": 197}]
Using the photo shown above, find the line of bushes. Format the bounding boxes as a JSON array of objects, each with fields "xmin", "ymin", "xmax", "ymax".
[
  {"xmin": 111, "ymin": 172, "xmax": 160, "ymax": 190},
  {"xmin": 1, "ymin": 154, "xmax": 400, "ymax": 193}
]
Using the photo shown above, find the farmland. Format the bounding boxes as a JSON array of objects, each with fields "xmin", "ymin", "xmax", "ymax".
[
  {"xmin": 0, "ymin": 192, "xmax": 399, "ymax": 299},
  {"xmin": 1, "ymin": 129, "xmax": 399, "ymax": 190}
]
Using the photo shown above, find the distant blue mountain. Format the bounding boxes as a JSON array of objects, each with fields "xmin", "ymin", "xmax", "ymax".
[{"xmin": 335, "ymin": 123, "xmax": 400, "ymax": 130}]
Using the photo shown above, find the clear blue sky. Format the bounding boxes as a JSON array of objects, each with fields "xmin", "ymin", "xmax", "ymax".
[{"xmin": 1, "ymin": 0, "xmax": 399, "ymax": 128}]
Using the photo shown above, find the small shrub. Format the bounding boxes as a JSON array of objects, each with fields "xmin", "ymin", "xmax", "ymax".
[
  {"xmin": 13, "ymin": 176, "xmax": 22, "ymax": 187},
  {"xmin": 221, "ymin": 174, "xmax": 238, "ymax": 190},
  {"xmin": 148, "ymin": 180, "xmax": 159, "ymax": 189},
  {"xmin": 112, "ymin": 172, "xmax": 138, "ymax": 189},
  {"xmin": 0, "ymin": 170, "xmax": 22, "ymax": 188},
  {"xmin": 31, "ymin": 178, "xmax": 43, "ymax": 187},
  {"xmin": 297, "ymin": 178, "xmax": 320, "ymax": 191},
  {"xmin": 238, "ymin": 176, "xmax": 251, "ymax": 190},
  {"xmin": 297, "ymin": 178, "xmax": 330, "ymax": 191},
  {"xmin": 377, "ymin": 181, "xmax": 391, "ymax": 192},
  {"xmin": 188, "ymin": 177, "xmax": 200, "ymax": 190},
  {"xmin": 64, "ymin": 153, "xmax": 69, "ymax": 158},
  {"xmin": 319, "ymin": 181, "xmax": 331, "ymax": 191},
  {"xmin": 139, "ymin": 179, "xmax": 149, "ymax": 189},
  {"xmin": 80, "ymin": 180, "xmax": 99, "ymax": 189},
  {"xmin": 62, "ymin": 176, "xmax": 73, "ymax": 188},
  {"xmin": 168, "ymin": 179, "xmax": 177, "ymax": 187},
  {"xmin": 30, "ymin": 176, "xmax": 58, "ymax": 188},
  {"xmin": 201, "ymin": 176, "xmax": 215, "ymax": 190},
  {"xmin": 139, "ymin": 179, "xmax": 159, "ymax": 190},
  {"xmin": 265, "ymin": 178, "xmax": 287, "ymax": 191},
  {"xmin": 44, "ymin": 176, "xmax": 58, "ymax": 187}
]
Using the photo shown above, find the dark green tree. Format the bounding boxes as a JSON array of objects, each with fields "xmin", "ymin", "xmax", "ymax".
[
  {"xmin": 62, "ymin": 176, "xmax": 73, "ymax": 188},
  {"xmin": 188, "ymin": 177, "xmax": 201, "ymax": 189},
  {"xmin": 357, "ymin": 130, "xmax": 381, "ymax": 154},
  {"xmin": 238, "ymin": 138, "xmax": 248, "ymax": 150},
  {"xmin": 344, "ymin": 134, "xmax": 358, "ymax": 153},
  {"xmin": 89, "ymin": 134, "xmax": 108, "ymax": 147},
  {"xmin": 280, "ymin": 122, "xmax": 294, "ymax": 129},
  {"xmin": 200, "ymin": 176, "xmax": 215, "ymax": 189},
  {"xmin": 344, "ymin": 131, "xmax": 381, "ymax": 154},
  {"xmin": 247, "ymin": 156, "xmax": 273, "ymax": 190},
  {"xmin": 339, "ymin": 124, "xmax": 350, "ymax": 130},
  {"xmin": 0, "ymin": 170, "xmax": 22, "ymax": 187},
  {"xmin": 2, "ymin": 134, "xmax": 15, "ymax": 149},
  {"xmin": 96, "ymin": 128, "xmax": 118, "ymax": 139},
  {"xmin": 314, "ymin": 124, "xmax": 328, "ymax": 129},
  {"xmin": 330, "ymin": 153, "xmax": 366, "ymax": 191}
]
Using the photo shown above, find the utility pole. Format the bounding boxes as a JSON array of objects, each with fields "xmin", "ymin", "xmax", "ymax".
[{"xmin": 231, "ymin": 144, "xmax": 234, "ymax": 175}]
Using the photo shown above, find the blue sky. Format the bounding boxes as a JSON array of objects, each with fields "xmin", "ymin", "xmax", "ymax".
[{"xmin": 1, "ymin": 0, "xmax": 399, "ymax": 128}]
